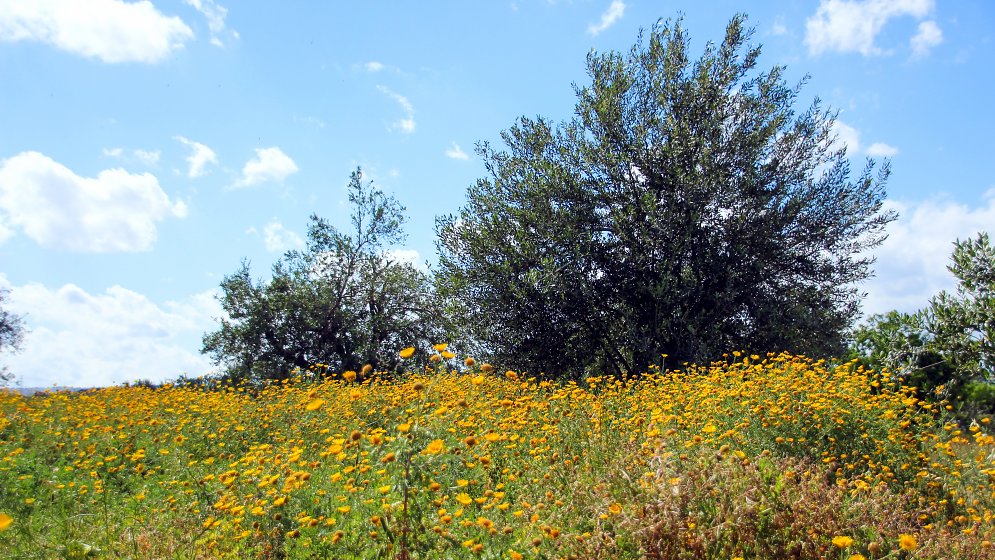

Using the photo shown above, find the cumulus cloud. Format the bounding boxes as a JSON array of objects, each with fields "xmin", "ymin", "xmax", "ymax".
[
  {"xmin": 102, "ymin": 147, "xmax": 124, "ymax": 158},
  {"xmin": 365, "ymin": 61, "xmax": 384, "ymax": 72},
  {"xmin": 376, "ymin": 86, "xmax": 416, "ymax": 134},
  {"xmin": 861, "ymin": 190, "xmax": 995, "ymax": 317},
  {"xmin": 805, "ymin": 0, "xmax": 935, "ymax": 57},
  {"xmin": 235, "ymin": 147, "xmax": 299, "ymax": 188},
  {"xmin": 0, "ymin": 0, "xmax": 195, "ymax": 63},
  {"xmin": 0, "ymin": 274, "xmax": 218, "ymax": 388},
  {"xmin": 258, "ymin": 219, "xmax": 304, "ymax": 252},
  {"xmin": 386, "ymin": 248, "xmax": 420, "ymax": 265},
  {"xmin": 910, "ymin": 20, "xmax": 943, "ymax": 58},
  {"xmin": 831, "ymin": 120, "xmax": 861, "ymax": 155},
  {"xmin": 445, "ymin": 142, "xmax": 469, "ymax": 161},
  {"xmin": 866, "ymin": 142, "xmax": 899, "ymax": 157},
  {"xmin": 587, "ymin": 0, "xmax": 625, "ymax": 36},
  {"xmin": 182, "ymin": 0, "xmax": 230, "ymax": 47},
  {"xmin": 174, "ymin": 136, "xmax": 218, "ymax": 178},
  {"xmin": 385, "ymin": 248, "xmax": 427, "ymax": 271},
  {"xmin": 0, "ymin": 151, "xmax": 186, "ymax": 252},
  {"xmin": 0, "ymin": 215, "xmax": 12, "ymax": 244}
]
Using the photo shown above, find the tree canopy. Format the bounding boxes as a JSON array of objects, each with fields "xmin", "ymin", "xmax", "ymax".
[
  {"xmin": 202, "ymin": 169, "xmax": 439, "ymax": 382},
  {"xmin": 850, "ymin": 232, "xmax": 995, "ymax": 417},
  {"xmin": 436, "ymin": 15, "xmax": 895, "ymax": 377}
]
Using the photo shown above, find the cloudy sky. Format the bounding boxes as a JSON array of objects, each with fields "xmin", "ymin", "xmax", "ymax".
[{"xmin": 1, "ymin": 0, "xmax": 993, "ymax": 387}]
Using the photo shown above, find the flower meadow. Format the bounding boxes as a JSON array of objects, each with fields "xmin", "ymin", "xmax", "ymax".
[{"xmin": 2, "ymin": 351, "xmax": 995, "ymax": 559}]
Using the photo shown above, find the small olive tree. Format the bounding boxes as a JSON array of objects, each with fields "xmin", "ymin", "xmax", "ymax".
[
  {"xmin": 851, "ymin": 232, "xmax": 995, "ymax": 416},
  {"xmin": 203, "ymin": 169, "xmax": 442, "ymax": 382}
]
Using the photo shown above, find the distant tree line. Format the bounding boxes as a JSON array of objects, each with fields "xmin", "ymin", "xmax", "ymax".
[{"xmin": 201, "ymin": 14, "xmax": 988, "ymax": 402}]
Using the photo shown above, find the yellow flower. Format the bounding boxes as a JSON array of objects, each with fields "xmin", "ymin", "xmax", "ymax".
[
  {"xmin": 848, "ymin": 555, "xmax": 867, "ymax": 560},
  {"xmin": 441, "ymin": 351, "xmax": 456, "ymax": 359},
  {"xmin": 702, "ymin": 424, "xmax": 717, "ymax": 434},
  {"xmin": 337, "ymin": 506, "xmax": 351, "ymax": 514},
  {"xmin": 832, "ymin": 536, "xmax": 854, "ymax": 548},
  {"xmin": 433, "ymin": 343, "xmax": 449, "ymax": 351},
  {"xmin": 898, "ymin": 534, "xmax": 917, "ymax": 551},
  {"xmin": 471, "ymin": 375, "xmax": 485, "ymax": 386},
  {"xmin": 398, "ymin": 423, "xmax": 411, "ymax": 433},
  {"xmin": 455, "ymin": 493, "xmax": 473, "ymax": 506},
  {"xmin": 423, "ymin": 439, "xmax": 445, "ymax": 455},
  {"xmin": 342, "ymin": 370, "xmax": 357, "ymax": 382},
  {"xmin": 273, "ymin": 496, "xmax": 288, "ymax": 506},
  {"xmin": 399, "ymin": 347, "xmax": 415, "ymax": 359},
  {"xmin": 305, "ymin": 398, "xmax": 326, "ymax": 411},
  {"xmin": 464, "ymin": 357, "xmax": 476, "ymax": 367},
  {"xmin": 0, "ymin": 513, "xmax": 12, "ymax": 531},
  {"xmin": 608, "ymin": 503, "xmax": 622, "ymax": 515}
]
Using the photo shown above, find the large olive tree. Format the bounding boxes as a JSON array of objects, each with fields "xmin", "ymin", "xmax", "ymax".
[{"xmin": 436, "ymin": 15, "xmax": 895, "ymax": 377}]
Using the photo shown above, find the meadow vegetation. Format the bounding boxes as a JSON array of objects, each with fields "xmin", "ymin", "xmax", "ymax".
[{"xmin": 2, "ymin": 350, "xmax": 994, "ymax": 558}]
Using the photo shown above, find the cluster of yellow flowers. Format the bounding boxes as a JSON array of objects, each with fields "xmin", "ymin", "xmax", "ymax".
[{"xmin": 0, "ymin": 350, "xmax": 993, "ymax": 558}]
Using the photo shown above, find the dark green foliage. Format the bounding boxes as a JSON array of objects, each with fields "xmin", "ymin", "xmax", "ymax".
[
  {"xmin": 436, "ymin": 15, "xmax": 895, "ymax": 377},
  {"xmin": 203, "ymin": 169, "xmax": 440, "ymax": 382}
]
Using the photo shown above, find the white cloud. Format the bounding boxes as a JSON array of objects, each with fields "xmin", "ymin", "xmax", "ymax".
[
  {"xmin": 385, "ymin": 248, "xmax": 426, "ymax": 271},
  {"xmin": 104, "ymin": 147, "xmax": 161, "ymax": 166},
  {"xmin": 445, "ymin": 142, "xmax": 469, "ymax": 161},
  {"xmin": 910, "ymin": 20, "xmax": 943, "ymax": 58},
  {"xmin": 174, "ymin": 136, "xmax": 218, "ymax": 178},
  {"xmin": 0, "ymin": 151, "xmax": 186, "ymax": 252},
  {"xmin": 133, "ymin": 149, "xmax": 161, "ymax": 166},
  {"xmin": 0, "ymin": 214, "xmax": 12, "ymax": 244},
  {"xmin": 587, "ymin": 0, "xmax": 625, "ymax": 36},
  {"xmin": 0, "ymin": 274, "xmax": 218, "ymax": 388},
  {"xmin": 805, "ymin": 0, "xmax": 934, "ymax": 57},
  {"xmin": 0, "ymin": 0, "xmax": 195, "ymax": 63},
  {"xmin": 365, "ymin": 61, "xmax": 384, "ymax": 72},
  {"xmin": 386, "ymin": 248, "xmax": 420, "ymax": 264},
  {"xmin": 260, "ymin": 219, "xmax": 304, "ymax": 252},
  {"xmin": 235, "ymin": 147, "xmax": 299, "ymax": 188},
  {"xmin": 377, "ymin": 86, "xmax": 416, "ymax": 134},
  {"xmin": 861, "ymin": 190, "xmax": 995, "ymax": 316},
  {"xmin": 182, "ymin": 0, "xmax": 230, "ymax": 47},
  {"xmin": 866, "ymin": 142, "xmax": 899, "ymax": 157},
  {"xmin": 831, "ymin": 120, "xmax": 861, "ymax": 155},
  {"xmin": 771, "ymin": 16, "xmax": 789, "ymax": 36}
]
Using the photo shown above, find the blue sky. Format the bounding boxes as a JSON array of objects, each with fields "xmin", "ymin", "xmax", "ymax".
[{"xmin": 1, "ymin": 0, "xmax": 993, "ymax": 387}]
